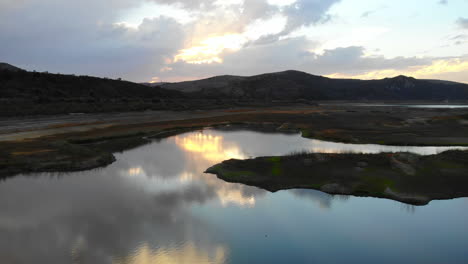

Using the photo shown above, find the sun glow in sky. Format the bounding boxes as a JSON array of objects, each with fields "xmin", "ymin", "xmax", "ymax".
[
  {"xmin": 175, "ymin": 34, "xmax": 247, "ymax": 64},
  {"xmin": 1, "ymin": 0, "xmax": 468, "ymax": 83},
  {"xmin": 174, "ymin": 14, "xmax": 287, "ymax": 64}
]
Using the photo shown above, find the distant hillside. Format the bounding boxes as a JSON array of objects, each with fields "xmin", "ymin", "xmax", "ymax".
[
  {"xmin": 162, "ymin": 70, "xmax": 468, "ymax": 101},
  {"xmin": 2, "ymin": 63, "xmax": 467, "ymax": 117},
  {"xmin": 141, "ymin": 82, "xmax": 170, "ymax": 87},
  {"xmin": 0, "ymin": 63, "xmax": 23, "ymax": 72},
  {"xmin": 0, "ymin": 64, "xmax": 185, "ymax": 116}
]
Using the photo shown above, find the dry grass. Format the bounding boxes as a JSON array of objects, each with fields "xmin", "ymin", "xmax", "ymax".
[
  {"xmin": 46, "ymin": 121, "xmax": 105, "ymax": 129},
  {"xmin": 12, "ymin": 149, "xmax": 55, "ymax": 156}
]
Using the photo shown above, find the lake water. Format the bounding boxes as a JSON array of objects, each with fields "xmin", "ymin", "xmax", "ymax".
[
  {"xmin": 347, "ymin": 104, "xmax": 468, "ymax": 109},
  {"xmin": 1, "ymin": 129, "xmax": 468, "ymax": 264}
]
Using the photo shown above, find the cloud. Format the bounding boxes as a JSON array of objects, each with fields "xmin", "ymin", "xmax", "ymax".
[
  {"xmin": 279, "ymin": 0, "xmax": 340, "ymax": 36},
  {"xmin": 451, "ymin": 34, "xmax": 468, "ymax": 40},
  {"xmin": 157, "ymin": 36, "xmax": 468, "ymax": 84},
  {"xmin": 361, "ymin": 10, "xmax": 375, "ymax": 18},
  {"xmin": 0, "ymin": 0, "xmax": 341, "ymax": 81},
  {"xmin": 157, "ymin": 37, "xmax": 434, "ymax": 82},
  {"xmin": 457, "ymin": 17, "xmax": 468, "ymax": 29},
  {"xmin": 0, "ymin": 0, "xmax": 187, "ymax": 81},
  {"xmin": 1, "ymin": 0, "xmax": 466, "ymax": 83},
  {"xmin": 150, "ymin": 0, "xmax": 215, "ymax": 10},
  {"xmin": 450, "ymin": 34, "xmax": 468, "ymax": 46},
  {"xmin": 310, "ymin": 46, "xmax": 431, "ymax": 74}
]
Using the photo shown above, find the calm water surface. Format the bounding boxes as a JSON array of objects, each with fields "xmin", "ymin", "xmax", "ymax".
[
  {"xmin": 348, "ymin": 104, "xmax": 468, "ymax": 109},
  {"xmin": 1, "ymin": 129, "xmax": 468, "ymax": 264}
]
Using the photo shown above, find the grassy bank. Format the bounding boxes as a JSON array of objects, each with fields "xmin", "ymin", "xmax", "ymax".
[{"xmin": 206, "ymin": 150, "xmax": 468, "ymax": 205}]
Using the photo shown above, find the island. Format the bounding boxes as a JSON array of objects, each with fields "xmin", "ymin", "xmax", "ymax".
[{"xmin": 206, "ymin": 150, "xmax": 468, "ymax": 205}]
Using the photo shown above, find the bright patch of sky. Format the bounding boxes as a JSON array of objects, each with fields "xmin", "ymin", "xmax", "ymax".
[
  {"xmin": 244, "ymin": 15, "xmax": 287, "ymax": 39},
  {"xmin": 110, "ymin": 0, "xmax": 468, "ymax": 82},
  {"xmin": 174, "ymin": 15, "xmax": 287, "ymax": 64},
  {"xmin": 214, "ymin": 0, "xmax": 243, "ymax": 6},
  {"xmin": 117, "ymin": 2, "xmax": 196, "ymax": 27},
  {"xmin": 303, "ymin": 0, "xmax": 468, "ymax": 58},
  {"xmin": 267, "ymin": 0, "xmax": 297, "ymax": 6}
]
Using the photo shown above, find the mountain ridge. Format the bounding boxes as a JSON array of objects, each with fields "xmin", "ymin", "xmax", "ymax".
[
  {"xmin": 161, "ymin": 70, "xmax": 468, "ymax": 101},
  {"xmin": 1, "ymin": 62, "xmax": 468, "ymax": 116}
]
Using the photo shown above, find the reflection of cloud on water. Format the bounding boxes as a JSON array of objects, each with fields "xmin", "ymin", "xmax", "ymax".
[
  {"xmin": 290, "ymin": 189, "xmax": 350, "ymax": 209},
  {"xmin": 0, "ymin": 170, "xmax": 222, "ymax": 264},
  {"xmin": 306, "ymin": 139, "xmax": 468, "ymax": 155},
  {"xmin": 113, "ymin": 242, "xmax": 227, "ymax": 264},
  {"xmin": 117, "ymin": 133, "xmax": 264, "ymax": 208},
  {"xmin": 173, "ymin": 132, "xmax": 264, "ymax": 207},
  {"xmin": 2, "ymin": 128, "xmax": 462, "ymax": 263},
  {"xmin": 127, "ymin": 167, "xmax": 143, "ymax": 176},
  {"xmin": 216, "ymin": 188, "xmax": 256, "ymax": 207}
]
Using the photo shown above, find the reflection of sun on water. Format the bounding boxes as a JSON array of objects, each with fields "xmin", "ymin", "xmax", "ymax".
[
  {"xmin": 174, "ymin": 133, "xmax": 245, "ymax": 162},
  {"xmin": 217, "ymin": 188, "xmax": 256, "ymax": 207},
  {"xmin": 174, "ymin": 132, "xmax": 256, "ymax": 207},
  {"xmin": 127, "ymin": 167, "xmax": 143, "ymax": 176},
  {"xmin": 113, "ymin": 242, "xmax": 227, "ymax": 264}
]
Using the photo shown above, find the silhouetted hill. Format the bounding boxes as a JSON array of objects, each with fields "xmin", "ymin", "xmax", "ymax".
[
  {"xmin": 0, "ymin": 65, "xmax": 185, "ymax": 116},
  {"xmin": 2, "ymin": 64, "xmax": 467, "ymax": 117},
  {"xmin": 162, "ymin": 70, "xmax": 468, "ymax": 101},
  {"xmin": 0, "ymin": 63, "xmax": 23, "ymax": 72}
]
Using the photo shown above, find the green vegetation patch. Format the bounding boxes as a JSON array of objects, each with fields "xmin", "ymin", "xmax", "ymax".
[
  {"xmin": 268, "ymin": 157, "xmax": 281, "ymax": 162},
  {"xmin": 432, "ymin": 160, "xmax": 466, "ymax": 169},
  {"xmin": 207, "ymin": 164, "xmax": 258, "ymax": 181},
  {"xmin": 271, "ymin": 163, "xmax": 282, "ymax": 176},
  {"xmin": 359, "ymin": 174, "xmax": 395, "ymax": 194}
]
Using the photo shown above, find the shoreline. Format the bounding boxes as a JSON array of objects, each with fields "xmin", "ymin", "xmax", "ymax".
[{"xmin": 1, "ymin": 105, "xmax": 468, "ymax": 181}]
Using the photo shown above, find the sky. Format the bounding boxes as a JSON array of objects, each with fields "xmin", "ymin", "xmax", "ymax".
[{"xmin": 1, "ymin": 0, "xmax": 468, "ymax": 83}]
